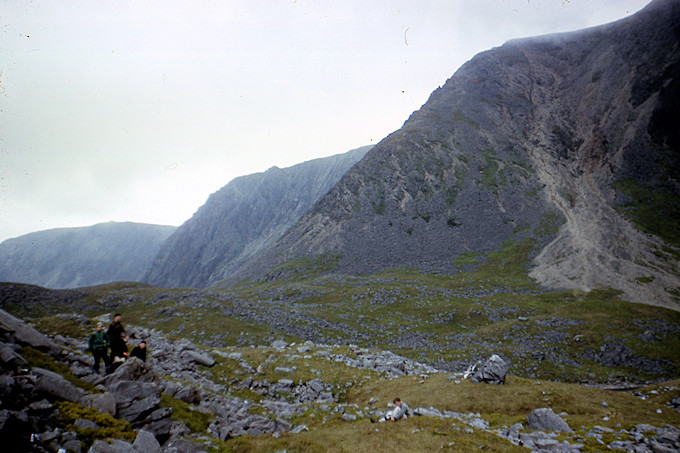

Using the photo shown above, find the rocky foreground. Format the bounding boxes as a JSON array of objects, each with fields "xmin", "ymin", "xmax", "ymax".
[{"xmin": 1, "ymin": 308, "xmax": 679, "ymax": 452}]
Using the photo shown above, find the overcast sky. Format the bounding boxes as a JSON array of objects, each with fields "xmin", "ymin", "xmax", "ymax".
[{"xmin": 0, "ymin": 0, "xmax": 651, "ymax": 243}]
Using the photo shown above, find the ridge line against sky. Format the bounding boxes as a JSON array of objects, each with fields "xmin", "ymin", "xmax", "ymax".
[{"xmin": 0, "ymin": 0, "xmax": 651, "ymax": 243}]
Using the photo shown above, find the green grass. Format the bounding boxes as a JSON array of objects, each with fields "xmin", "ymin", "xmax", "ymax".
[
  {"xmin": 56, "ymin": 401, "xmax": 136, "ymax": 448},
  {"xmin": 614, "ymin": 177, "xmax": 680, "ymax": 248},
  {"xmin": 212, "ymin": 372, "xmax": 680, "ymax": 452},
  {"xmin": 534, "ymin": 211, "xmax": 565, "ymax": 238},
  {"xmin": 160, "ymin": 393, "xmax": 213, "ymax": 433},
  {"xmin": 20, "ymin": 346, "xmax": 100, "ymax": 393},
  {"xmin": 5, "ymin": 229, "xmax": 680, "ymax": 388}
]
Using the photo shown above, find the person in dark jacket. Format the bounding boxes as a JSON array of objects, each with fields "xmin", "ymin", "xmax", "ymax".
[
  {"xmin": 130, "ymin": 340, "xmax": 147, "ymax": 362},
  {"xmin": 107, "ymin": 313, "xmax": 128, "ymax": 362},
  {"xmin": 88, "ymin": 322, "xmax": 110, "ymax": 374}
]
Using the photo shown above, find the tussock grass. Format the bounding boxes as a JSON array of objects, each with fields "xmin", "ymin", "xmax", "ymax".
[
  {"xmin": 56, "ymin": 401, "xmax": 136, "ymax": 447},
  {"xmin": 159, "ymin": 393, "xmax": 213, "ymax": 433}
]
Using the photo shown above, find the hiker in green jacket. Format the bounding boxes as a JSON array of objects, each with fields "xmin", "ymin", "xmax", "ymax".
[{"xmin": 88, "ymin": 322, "xmax": 111, "ymax": 374}]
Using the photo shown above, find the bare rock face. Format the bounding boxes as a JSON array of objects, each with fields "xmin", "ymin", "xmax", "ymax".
[
  {"xmin": 143, "ymin": 146, "xmax": 371, "ymax": 288},
  {"xmin": 232, "ymin": 0, "xmax": 680, "ymax": 308}
]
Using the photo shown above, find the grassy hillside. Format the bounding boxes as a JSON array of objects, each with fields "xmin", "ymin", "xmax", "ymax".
[{"xmin": 7, "ymin": 236, "xmax": 679, "ymax": 387}]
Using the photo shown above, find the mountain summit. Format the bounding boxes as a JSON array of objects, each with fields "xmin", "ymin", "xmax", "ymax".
[{"xmin": 231, "ymin": 0, "xmax": 680, "ymax": 308}]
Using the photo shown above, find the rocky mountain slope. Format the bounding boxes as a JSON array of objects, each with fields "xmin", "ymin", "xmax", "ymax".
[
  {"xmin": 1, "ymin": 283, "xmax": 678, "ymax": 452},
  {"xmin": 144, "ymin": 146, "xmax": 371, "ymax": 288},
  {"xmin": 0, "ymin": 222, "xmax": 175, "ymax": 289},
  {"xmin": 231, "ymin": 0, "xmax": 680, "ymax": 309}
]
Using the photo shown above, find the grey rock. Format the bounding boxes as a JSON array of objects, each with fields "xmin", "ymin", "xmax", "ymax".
[
  {"xmin": 182, "ymin": 350, "xmax": 216, "ymax": 367},
  {"xmin": 0, "ymin": 374, "xmax": 15, "ymax": 399},
  {"xmin": 63, "ymin": 439, "xmax": 83, "ymax": 453},
  {"xmin": 102, "ymin": 357, "xmax": 160, "ymax": 386},
  {"xmin": 527, "ymin": 408, "xmax": 573, "ymax": 433},
  {"xmin": 504, "ymin": 422, "xmax": 523, "ymax": 440},
  {"xmin": 469, "ymin": 354, "xmax": 509, "ymax": 384},
  {"xmin": 118, "ymin": 397, "xmax": 160, "ymax": 423},
  {"xmin": 39, "ymin": 427, "xmax": 61, "ymax": 441},
  {"xmin": 173, "ymin": 385, "xmax": 202, "ymax": 404},
  {"xmin": 139, "ymin": 407, "xmax": 174, "ymax": 437},
  {"xmin": 88, "ymin": 438, "xmax": 136, "ymax": 453},
  {"xmin": 143, "ymin": 147, "xmax": 370, "ymax": 288},
  {"xmin": 107, "ymin": 380, "xmax": 161, "ymax": 405},
  {"xmin": 290, "ymin": 424, "xmax": 309, "ymax": 434},
  {"xmin": 74, "ymin": 418, "xmax": 99, "ymax": 430},
  {"xmin": 29, "ymin": 399, "xmax": 52, "ymax": 411},
  {"xmin": 81, "ymin": 393, "xmax": 117, "ymax": 416},
  {"xmin": 0, "ymin": 343, "xmax": 27, "ymax": 365},
  {"xmin": 132, "ymin": 429, "xmax": 160, "ymax": 453},
  {"xmin": 648, "ymin": 439, "xmax": 677, "ymax": 453},
  {"xmin": 32, "ymin": 367, "xmax": 86, "ymax": 403},
  {"xmin": 161, "ymin": 437, "xmax": 207, "ymax": 453},
  {"xmin": 468, "ymin": 418, "xmax": 489, "ymax": 430},
  {"xmin": 271, "ymin": 340, "xmax": 288, "ymax": 349},
  {"xmin": 0, "ymin": 308, "xmax": 55, "ymax": 351},
  {"xmin": 414, "ymin": 407, "xmax": 443, "ymax": 418}
]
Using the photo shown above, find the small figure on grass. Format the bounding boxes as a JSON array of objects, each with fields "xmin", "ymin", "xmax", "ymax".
[{"xmin": 371, "ymin": 397, "xmax": 412, "ymax": 422}]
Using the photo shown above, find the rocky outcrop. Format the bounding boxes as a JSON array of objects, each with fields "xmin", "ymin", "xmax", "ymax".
[
  {"xmin": 0, "ymin": 222, "xmax": 175, "ymax": 289},
  {"xmin": 144, "ymin": 146, "xmax": 371, "ymax": 288},
  {"xmin": 468, "ymin": 354, "xmax": 510, "ymax": 385}
]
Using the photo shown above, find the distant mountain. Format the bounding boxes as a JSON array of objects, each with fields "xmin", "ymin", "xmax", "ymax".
[
  {"xmin": 143, "ymin": 146, "xmax": 372, "ymax": 288},
  {"xmin": 0, "ymin": 222, "xmax": 176, "ymax": 289},
  {"xmin": 230, "ymin": 0, "xmax": 680, "ymax": 309}
]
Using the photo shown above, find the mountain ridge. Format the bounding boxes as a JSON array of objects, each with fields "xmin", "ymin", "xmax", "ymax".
[
  {"xmin": 227, "ymin": 0, "xmax": 680, "ymax": 309},
  {"xmin": 0, "ymin": 221, "xmax": 175, "ymax": 289},
  {"xmin": 143, "ymin": 146, "xmax": 371, "ymax": 288}
]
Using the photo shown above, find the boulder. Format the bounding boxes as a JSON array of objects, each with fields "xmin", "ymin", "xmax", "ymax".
[
  {"xmin": 271, "ymin": 340, "xmax": 288, "ymax": 349},
  {"xmin": 132, "ymin": 429, "xmax": 161, "ymax": 453},
  {"xmin": 106, "ymin": 380, "xmax": 161, "ymax": 405},
  {"xmin": 63, "ymin": 439, "xmax": 83, "ymax": 452},
  {"xmin": 173, "ymin": 385, "xmax": 202, "ymax": 404},
  {"xmin": 32, "ymin": 367, "xmax": 86, "ymax": 403},
  {"xmin": 80, "ymin": 393, "xmax": 116, "ymax": 416},
  {"xmin": 469, "ymin": 354, "xmax": 509, "ymax": 384},
  {"xmin": 182, "ymin": 350, "xmax": 215, "ymax": 367},
  {"xmin": 0, "ymin": 309, "xmax": 55, "ymax": 352},
  {"xmin": 138, "ymin": 407, "xmax": 174, "ymax": 438},
  {"xmin": 101, "ymin": 357, "xmax": 159, "ymax": 386},
  {"xmin": 527, "ymin": 408, "xmax": 573, "ymax": 433},
  {"xmin": 88, "ymin": 438, "xmax": 135, "ymax": 453},
  {"xmin": 0, "ymin": 343, "xmax": 27, "ymax": 366},
  {"xmin": 160, "ymin": 437, "xmax": 206, "ymax": 453},
  {"xmin": 117, "ymin": 396, "xmax": 160, "ymax": 423}
]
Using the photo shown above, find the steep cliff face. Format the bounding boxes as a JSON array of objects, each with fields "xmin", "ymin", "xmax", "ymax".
[
  {"xmin": 143, "ymin": 146, "xmax": 371, "ymax": 288},
  {"xmin": 0, "ymin": 222, "xmax": 175, "ymax": 289},
  {"xmin": 232, "ymin": 0, "xmax": 680, "ymax": 308}
]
